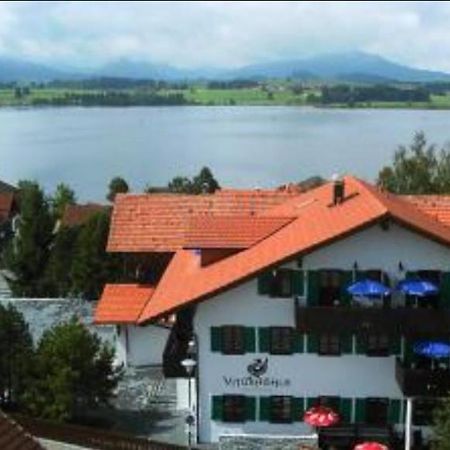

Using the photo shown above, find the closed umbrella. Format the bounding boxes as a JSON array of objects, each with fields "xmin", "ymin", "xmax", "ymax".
[
  {"xmin": 354, "ymin": 442, "xmax": 388, "ymax": 450},
  {"xmin": 303, "ymin": 405, "xmax": 339, "ymax": 427}
]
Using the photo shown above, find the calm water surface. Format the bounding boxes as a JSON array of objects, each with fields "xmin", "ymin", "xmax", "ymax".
[{"xmin": 1, "ymin": 106, "xmax": 450, "ymax": 200}]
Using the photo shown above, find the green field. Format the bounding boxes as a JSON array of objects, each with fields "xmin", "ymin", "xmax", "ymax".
[{"xmin": 1, "ymin": 86, "xmax": 450, "ymax": 109}]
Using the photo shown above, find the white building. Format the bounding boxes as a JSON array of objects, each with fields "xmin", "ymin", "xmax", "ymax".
[{"xmin": 95, "ymin": 177, "xmax": 450, "ymax": 448}]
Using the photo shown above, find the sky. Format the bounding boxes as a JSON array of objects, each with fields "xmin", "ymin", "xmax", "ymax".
[{"xmin": 1, "ymin": 1, "xmax": 450, "ymax": 71}]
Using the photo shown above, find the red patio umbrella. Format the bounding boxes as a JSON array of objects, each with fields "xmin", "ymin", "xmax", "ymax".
[
  {"xmin": 354, "ymin": 442, "xmax": 389, "ymax": 450},
  {"xmin": 303, "ymin": 405, "xmax": 339, "ymax": 427}
]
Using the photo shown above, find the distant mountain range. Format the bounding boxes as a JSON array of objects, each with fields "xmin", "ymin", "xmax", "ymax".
[{"xmin": 1, "ymin": 51, "xmax": 450, "ymax": 83}]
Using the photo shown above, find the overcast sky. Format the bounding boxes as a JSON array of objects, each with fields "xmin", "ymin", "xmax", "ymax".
[{"xmin": 1, "ymin": 1, "xmax": 450, "ymax": 71}]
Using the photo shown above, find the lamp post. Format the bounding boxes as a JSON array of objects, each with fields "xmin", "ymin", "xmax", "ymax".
[{"xmin": 182, "ymin": 338, "xmax": 197, "ymax": 449}]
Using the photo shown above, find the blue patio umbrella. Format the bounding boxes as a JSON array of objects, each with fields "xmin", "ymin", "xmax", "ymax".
[
  {"xmin": 397, "ymin": 280, "xmax": 439, "ymax": 297},
  {"xmin": 414, "ymin": 341, "xmax": 450, "ymax": 359},
  {"xmin": 346, "ymin": 279, "xmax": 391, "ymax": 297}
]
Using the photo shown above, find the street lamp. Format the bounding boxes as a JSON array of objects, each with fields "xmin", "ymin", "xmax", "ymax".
[{"xmin": 182, "ymin": 345, "xmax": 197, "ymax": 449}]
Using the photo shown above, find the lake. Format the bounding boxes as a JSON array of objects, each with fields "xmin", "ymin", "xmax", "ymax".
[{"xmin": 1, "ymin": 106, "xmax": 450, "ymax": 201}]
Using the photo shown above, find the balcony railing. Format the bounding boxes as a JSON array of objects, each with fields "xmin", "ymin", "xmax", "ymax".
[
  {"xmin": 395, "ymin": 358, "xmax": 450, "ymax": 397},
  {"xmin": 296, "ymin": 305, "xmax": 450, "ymax": 337}
]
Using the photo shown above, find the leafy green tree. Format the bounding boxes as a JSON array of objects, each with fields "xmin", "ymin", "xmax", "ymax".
[
  {"xmin": 192, "ymin": 166, "xmax": 220, "ymax": 194},
  {"xmin": 44, "ymin": 225, "xmax": 80, "ymax": 297},
  {"xmin": 377, "ymin": 131, "xmax": 450, "ymax": 194},
  {"xmin": 23, "ymin": 318, "xmax": 121, "ymax": 422},
  {"xmin": 51, "ymin": 183, "xmax": 76, "ymax": 219},
  {"xmin": 432, "ymin": 397, "xmax": 450, "ymax": 450},
  {"xmin": 0, "ymin": 303, "xmax": 34, "ymax": 408},
  {"xmin": 70, "ymin": 211, "xmax": 121, "ymax": 299},
  {"xmin": 4, "ymin": 181, "xmax": 54, "ymax": 296},
  {"xmin": 107, "ymin": 176, "xmax": 129, "ymax": 202},
  {"xmin": 168, "ymin": 176, "xmax": 194, "ymax": 194}
]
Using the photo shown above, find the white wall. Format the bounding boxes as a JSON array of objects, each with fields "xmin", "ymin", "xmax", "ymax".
[
  {"xmin": 193, "ymin": 222, "xmax": 450, "ymax": 443},
  {"xmin": 117, "ymin": 324, "xmax": 170, "ymax": 367}
]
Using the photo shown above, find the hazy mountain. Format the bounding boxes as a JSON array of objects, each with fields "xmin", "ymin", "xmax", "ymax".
[
  {"xmin": 222, "ymin": 51, "xmax": 450, "ymax": 82},
  {"xmin": 1, "ymin": 51, "xmax": 450, "ymax": 83},
  {"xmin": 0, "ymin": 57, "xmax": 70, "ymax": 82}
]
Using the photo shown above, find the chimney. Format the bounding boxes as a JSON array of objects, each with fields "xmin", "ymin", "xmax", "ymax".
[{"xmin": 332, "ymin": 174, "xmax": 345, "ymax": 205}]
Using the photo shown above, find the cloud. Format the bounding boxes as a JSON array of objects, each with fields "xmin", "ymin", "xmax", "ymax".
[{"xmin": 0, "ymin": 1, "xmax": 450, "ymax": 71}]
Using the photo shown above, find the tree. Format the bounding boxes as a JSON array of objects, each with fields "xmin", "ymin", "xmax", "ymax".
[
  {"xmin": 192, "ymin": 166, "xmax": 220, "ymax": 194},
  {"xmin": 23, "ymin": 318, "xmax": 121, "ymax": 422},
  {"xmin": 70, "ymin": 211, "xmax": 122, "ymax": 299},
  {"xmin": 433, "ymin": 397, "xmax": 450, "ymax": 450},
  {"xmin": 4, "ymin": 181, "xmax": 54, "ymax": 296},
  {"xmin": 107, "ymin": 176, "xmax": 129, "ymax": 202},
  {"xmin": 43, "ymin": 225, "xmax": 80, "ymax": 297},
  {"xmin": 377, "ymin": 131, "xmax": 450, "ymax": 194},
  {"xmin": 0, "ymin": 303, "xmax": 34, "ymax": 409},
  {"xmin": 51, "ymin": 183, "xmax": 76, "ymax": 219},
  {"xmin": 168, "ymin": 176, "xmax": 194, "ymax": 194}
]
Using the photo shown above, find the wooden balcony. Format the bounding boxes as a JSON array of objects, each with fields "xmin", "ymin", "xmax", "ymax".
[
  {"xmin": 296, "ymin": 305, "xmax": 450, "ymax": 338},
  {"xmin": 395, "ymin": 358, "xmax": 450, "ymax": 397}
]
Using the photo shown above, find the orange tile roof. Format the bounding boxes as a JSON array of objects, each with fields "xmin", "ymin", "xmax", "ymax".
[
  {"xmin": 60, "ymin": 203, "xmax": 110, "ymax": 228},
  {"xmin": 136, "ymin": 176, "xmax": 450, "ymax": 323},
  {"xmin": 0, "ymin": 411, "xmax": 44, "ymax": 450},
  {"xmin": 0, "ymin": 193, "xmax": 15, "ymax": 222},
  {"xmin": 184, "ymin": 216, "xmax": 295, "ymax": 249},
  {"xmin": 94, "ymin": 284, "xmax": 154, "ymax": 324},
  {"xmin": 403, "ymin": 195, "xmax": 450, "ymax": 227},
  {"xmin": 107, "ymin": 190, "xmax": 299, "ymax": 252}
]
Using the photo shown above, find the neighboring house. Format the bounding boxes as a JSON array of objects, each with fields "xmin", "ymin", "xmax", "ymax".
[
  {"xmin": 0, "ymin": 410, "xmax": 45, "ymax": 450},
  {"xmin": 95, "ymin": 177, "xmax": 450, "ymax": 447},
  {"xmin": 57, "ymin": 203, "xmax": 110, "ymax": 231}
]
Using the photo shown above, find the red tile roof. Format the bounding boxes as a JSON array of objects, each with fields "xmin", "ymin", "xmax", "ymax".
[
  {"xmin": 0, "ymin": 411, "xmax": 44, "ymax": 450},
  {"xmin": 94, "ymin": 284, "xmax": 154, "ymax": 324},
  {"xmin": 60, "ymin": 203, "xmax": 110, "ymax": 228},
  {"xmin": 0, "ymin": 193, "xmax": 15, "ymax": 222},
  {"xmin": 404, "ymin": 195, "xmax": 450, "ymax": 227},
  {"xmin": 107, "ymin": 190, "xmax": 299, "ymax": 252},
  {"xmin": 136, "ymin": 176, "xmax": 450, "ymax": 323},
  {"xmin": 184, "ymin": 216, "xmax": 295, "ymax": 249}
]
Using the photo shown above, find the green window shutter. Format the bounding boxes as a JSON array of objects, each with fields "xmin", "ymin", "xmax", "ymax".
[
  {"xmin": 293, "ymin": 270, "xmax": 305, "ymax": 296},
  {"xmin": 211, "ymin": 327, "xmax": 222, "ymax": 352},
  {"xmin": 211, "ymin": 396, "xmax": 223, "ymax": 420},
  {"xmin": 340, "ymin": 271, "xmax": 353, "ymax": 306},
  {"xmin": 355, "ymin": 399, "xmax": 366, "ymax": 423},
  {"xmin": 388, "ymin": 399, "xmax": 401, "ymax": 424},
  {"xmin": 307, "ymin": 397, "xmax": 317, "ymax": 409},
  {"xmin": 307, "ymin": 271, "xmax": 320, "ymax": 306},
  {"xmin": 245, "ymin": 396, "xmax": 256, "ymax": 421},
  {"xmin": 258, "ymin": 327, "xmax": 270, "ymax": 352},
  {"xmin": 356, "ymin": 335, "xmax": 366, "ymax": 355},
  {"xmin": 259, "ymin": 397, "xmax": 270, "ymax": 421},
  {"xmin": 245, "ymin": 327, "xmax": 256, "ymax": 352},
  {"xmin": 405, "ymin": 271, "xmax": 417, "ymax": 280},
  {"xmin": 341, "ymin": 334, "xmax": 353, "ymax": 354},
  {"xmin": 293, "ymin": 332, "xmax": 305, "ymax": 353},
  {"xmin": 404, "ymin": 340, "xmax": 415, "ymax": 365},
  {"xmin": 391, "ymin": 335, "xmax": 402, "ymax": 356},
  {"xmin": 340, "ymin": 398, "xmax": 352, "ymax": 423},
  {"xmin": 258, "ymin": 271, "xmax": 273, "ymax": 295},
  {"xmin": 355, "ymin": 270, "xmax": 365, "ymax": 281},
  {"xmin": 440, "ymin": 272, "xmax": 450, "ymax": 309},
  {"xmin": 292, "ymin": 397, "xmax": 305, "ymax": 422},
  {"xmin": 307, "ymin": 334, "xmax": 318, "ymax": 353}
]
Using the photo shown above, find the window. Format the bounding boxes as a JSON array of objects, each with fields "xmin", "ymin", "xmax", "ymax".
[
  {"xmin": 366, "ymin": 334, "xmax": 390, "ymax": 357},
  {"xmin": 222, "ymin": 395, "xmax": 246, "ymax": 423},
  {"xmin": 416, "ymin": 270, "xmax": 441, "ymax": 309},
  {"xmin": 222, "ymin": 326, "xmax": 245, "ymax": 355},
  {"xmin": 318, "ymin": 270, "xmax": 342, "ymax": 306},
  {"xmin": 366, "ymin": 398, "xmax": 388, "ymax": 425},
  {"xmin": 270, "ymin": 327, "xmax": 293, "ymax": 354},
  {"xmin": 270, "ymin": 396, "xmax": 293, "ymax": 423},
  {"xmin": 270, "ymin": 269, "xmax": 293, "ymax": 297},
  {"xmin": 413, "ymin": 398, "xmax": 436, "ymax": 426},
  {"xmin": 318, "ymin": 396, "xmax": 340, "ymax": 411},
  {"xmin": 319, "ymin": 334, "xmax": 341, "ymax": 356}
]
